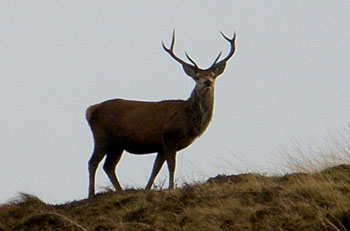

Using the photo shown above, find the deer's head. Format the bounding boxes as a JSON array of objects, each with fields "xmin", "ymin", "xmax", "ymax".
[{"xmin": 162, "ymin": 30, "xmax": 236, "ymax": 89}]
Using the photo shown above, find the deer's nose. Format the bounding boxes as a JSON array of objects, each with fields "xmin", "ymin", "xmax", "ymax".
[{"xmin": 204, "ymin": 80, "xmax": 212, "ymax": 87}]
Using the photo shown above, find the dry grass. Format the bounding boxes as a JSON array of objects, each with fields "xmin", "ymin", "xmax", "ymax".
[
  {"xmin": 2, "ymin": 128, "xmax": 350, "ymax": 230},
  {"xmin": 1, "ymin": 165, "xmax": 350, "ymax": 231},
  {"xmin": 277, "ymin": 126, "xmax": 350, "ymax": 174}
]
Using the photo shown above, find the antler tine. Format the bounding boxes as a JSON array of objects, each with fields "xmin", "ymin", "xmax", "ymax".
[
  {"xmin": 212, "ymin": 32, "xmax": 236, "ymax": 67},
  {"xmin": 169, "ymin": 29, "xmax": 176, "ymax": 50},
  {"xmin": 185, "ymin": 52, "xmax": 199, "ymax": 68},
  {"xmin": 162, "ymin": 30, "xmax": 195, "ymax": 68},
  {"xmin": 209, "ymin": 52, "xmax": 222, "ymax": 69}
]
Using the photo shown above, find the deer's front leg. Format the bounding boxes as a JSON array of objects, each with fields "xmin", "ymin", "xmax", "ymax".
[
  {"xmin": 164, "ymin": 149, "xmax": 177, "ymax": 190},
  {"xmin": 145, "ymin": 152, "xmax": 165, "ymax": 190}
]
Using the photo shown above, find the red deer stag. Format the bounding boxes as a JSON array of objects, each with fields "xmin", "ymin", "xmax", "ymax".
[{"xmin": 86, "ymin": 30, "xmax": 236, "ymax": 197}]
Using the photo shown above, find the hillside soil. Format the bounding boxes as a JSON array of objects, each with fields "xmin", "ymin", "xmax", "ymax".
[{"xmin": 1, "ymin": 165, "xmax": 350, "ymax": 231}]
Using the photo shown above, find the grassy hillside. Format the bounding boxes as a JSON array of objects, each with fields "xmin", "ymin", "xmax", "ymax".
[{"xmin": 1, "ymin": 164, "xmax": 350, "ymax": 231}]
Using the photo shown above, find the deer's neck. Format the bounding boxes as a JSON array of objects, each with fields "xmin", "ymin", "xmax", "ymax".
[{"xmin": 187, "ymin": 85, "xmax": 215, "ymax": 136}]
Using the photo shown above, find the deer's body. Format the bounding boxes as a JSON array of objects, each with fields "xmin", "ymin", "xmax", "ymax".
[
  {"xmin": 87, "ymin": 30, "xmax": 236, "ymax": 197},
  {"xmin": 86, "ymin": 90, "xmax": 213, "ymax": 154}
]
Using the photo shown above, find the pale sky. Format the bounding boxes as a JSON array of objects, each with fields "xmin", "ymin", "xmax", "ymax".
[{"xmin": 1, "ymin": 1, "xmax": 349, "ymax": 204}]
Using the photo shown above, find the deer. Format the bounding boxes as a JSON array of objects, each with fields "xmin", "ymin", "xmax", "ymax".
[{"xmin": 86, "ymin": 30, "xmax": 236, "ymax": 197}]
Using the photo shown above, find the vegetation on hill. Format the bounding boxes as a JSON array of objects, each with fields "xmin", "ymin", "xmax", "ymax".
[
  {"xmin": 1, "ymin": 163, "xmax": 350, "ymax": 231},
  {"xmin": 1, "ymin": 129, "xmax": 350, "ymax": 230}
]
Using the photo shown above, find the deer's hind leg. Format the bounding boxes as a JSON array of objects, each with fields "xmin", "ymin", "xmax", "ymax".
[
  {"xmin": 88, "ymin": 146, "xmax": 107, "ymax": 198},
  {"xmin": 103, "ymin": 148, "xmax": 124, "ymax": 191}
]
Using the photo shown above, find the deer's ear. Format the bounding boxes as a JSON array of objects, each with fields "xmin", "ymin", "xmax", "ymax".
[
  {"xmin": 182, "ymin": 64, "xmax": 198, "ymax": 79},
  {"xmin": 212, "ymin": 62, "xmax": 226, "ymax": 77}
]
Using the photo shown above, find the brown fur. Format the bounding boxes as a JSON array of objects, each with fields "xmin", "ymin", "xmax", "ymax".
[{"xmin": 87, "ymin": 31, "xmax": 236, "ymax": 197}]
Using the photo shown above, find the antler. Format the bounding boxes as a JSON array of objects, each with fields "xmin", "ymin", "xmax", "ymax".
[
  {"xmin": 163, "ymin": 30, "xmax": 236, "ymax": 71},
  {"xmin": 162, "ymin": 30, "xmax": 199, "ymax": 69},
  {"xmin": 208, "ymin": 32, "xmax": 236, "ymax": 69}
]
